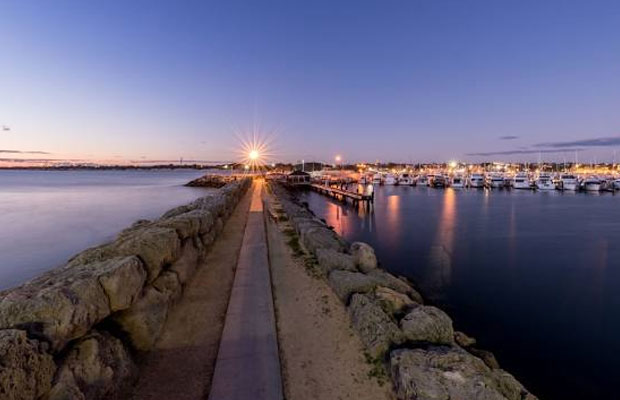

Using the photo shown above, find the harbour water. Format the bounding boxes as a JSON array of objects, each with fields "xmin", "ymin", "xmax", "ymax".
[
  {"xmin": 299, "ymin": 185, "xmax": 620, "ymax": 400},
  {"xmin": 0, "ymin": 169, "xmax": 211, "ymax": 290}
]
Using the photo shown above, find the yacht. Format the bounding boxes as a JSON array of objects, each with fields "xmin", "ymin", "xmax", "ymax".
[
  {"xmin": 397, "ymin": 173, "xmax": 415, "ymax": 186},
  {"xmin": 614, "ymin": 178, "xmax": 620, "ymax": 191},
  {"xmin": 535, "ymin": 173, "xmax": 555, "ymax": 190},
  {"xmin": 416, "ymin": 174, "xmax": 429, "ymax": 187},
  {"xmin": 383, "ymin": 173, "xmax": 397, "ymax": 185},
  {"xmin": 513, "ymin": 172, "xmax": 531, "ymax": 189},
  {"xmin": 486, "ymin": 173, "xmax": 505, "ymax": 189},
  {"xmin": 558, "ymin": 174, "xmax": 579, "ymax": 191},
  {"xmin": 582, "ymin": 176, "xmax": 602, "ymax": 192},
  {"xmin": 450, "ymin": 175, "xmax": 465, "ymax": 188},
  {"xmin": 372, "ymin": 173, "xmax": 382, "ymax": 185},
  {"xmin": 468, "ymin": 173, "xmax": 485, "ymax": 188}
]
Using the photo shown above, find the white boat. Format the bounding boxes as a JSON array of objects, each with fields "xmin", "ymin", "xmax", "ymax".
[
  {"xmin": 582, "ymin": 176, "xmax": 601, "ymax": 192},
  {"xmin": 535, "ymin": 173, "xmax": 555, "ymax": 190},
  {"xmin": 614, "ymin": 179, "xmax": 620, "ymax": 191},
  {"xmin": 513, "ymin": 172, "xmax": 531, "ymax": 189},
  {"xmin": 451, "ymin": 175, "xmax": 465, "ymax": 188},
  {"xmin": 558, "ymin": 174, "xmax": 579, "ymax": 191},
  {"xmin": 468, "ymin": 173, "xmax": 485, "ymax": 188},
  {"xmin": 416, "ymin": 174, "xmax": 429, "ymax": 186},
  {"xmin": 397, "ymin": 173, "xmax": 415, "ymax": 186},
  {"xmin": 383, "ymin": 173, "xmax": 397, "ymax": 185},
  {"xmin": 486, "ymin": 173, "xmax": 505, "ymax": 189},
  {"xmin": 372, "ymin": 173, "xmax": 382, "ymax": 184}
]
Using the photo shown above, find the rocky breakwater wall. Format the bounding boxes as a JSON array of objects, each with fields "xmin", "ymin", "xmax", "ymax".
[
  {"xmin": 0, "ymin": 179, "xmax": 251, "ymax": 400},
  {"xmin": 271, "ymin": 184, "xmax": 537, "ymax": 400}
]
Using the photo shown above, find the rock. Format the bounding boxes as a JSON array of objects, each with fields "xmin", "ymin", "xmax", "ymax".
[
  {"xmin": 97, "ymin": 257, "xmax": 147, "ymax": 312},
  {"xmin": 161, "ymin": 204, "xmax": 195, "ymax": 219},
  {"xmin": 201, "ymin": 231, "xmax": 216, "ymax": 249},
  {"xmin": 214, "ymin": 218, "xmax": 224, "ymax": 234},
  {"xmin": 351, "ymin": 242, "xmax": 378, "ymax": 272},
  {"xmin": 300, "ymin": 226, "xmax": 347, "ymax": 254},
  {"xmin": 114, "ymin": 227, "xmax": 181, "ymax": 282},
  {"xmin": 328, "ymin": 270, "xmax": 378, "ymax": 303},
  {"xmin": 155, "ymin": 212, "xmax": 201, "ymax": 240},
  {"xmin": 400, "ymin": 305, "xmax": 454, "ymax": 345},
  {"xmin": 68, "ymin": 227, "xmax": 181, "ymax": 283},
  {"xmin": 374, "ymin": 286, "xmax": 416, "ymax": 315},
  {"xmin": 0, "ymin": 329, "xmax": 55, "ymax": 400},
  {"xmin": 468, "ymin": 347, "xmax": 500, "ymax": 370},
  {"xmin": 348, "ymin": 294, "xmax": 404, "ymax": 358},
  {"xmin": 152, "ymin": 271, "xmax": 182, "ymax": 301},
  {"xmin": 367, "ymin": 270, "xmax": 421, "ymax": 300},
  {"xmin": 112, "ymin": 286, "xmax": 169, "ymax": 351},
  {"xmin": 454, "ymin": 331, "xmax": 477, "ymax": 348},
  {"xmin": 0, "ymin": 265, "xmax": 111, "ymax": 352},
  {"xmin": 48, "ymin": 331, "xmax": 136, "ymax": 400},
  {"xmin": 169, "ymin": 240, "xmax": 200, "ymax": 284},
  {"xmin": 315, "ymin": 248, "xmax": 357, "ymax": 274},
  {"xmin": 390, "ymin": 347, "xmax": 535, "ymax": 400}
]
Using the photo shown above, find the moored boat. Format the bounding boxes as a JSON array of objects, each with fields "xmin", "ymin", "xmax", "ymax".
[
  {"xmin": 535, "ymin": 173, "xmax": 555, "ymax": 190},
  {"xmin": 468, "ymin": 173, "xmax": 485, "ymax": 188},
  {"xmin": 486, "ymin": 173, "xmax": 505, "ymax": 189},
  {"xmin": 558, "ymin": 174, "xmax": 579, "ymax": 191},
  {"xmin": 582, "ymin": 176, "xmax": 601, "ymax": 192},
  {"xmin": 451, "ymin": 175, "xmax": 465, "ymax": 188},
  {"xmin": 513, "ymin": 172, "xmax": 531, "ymax": 189}
]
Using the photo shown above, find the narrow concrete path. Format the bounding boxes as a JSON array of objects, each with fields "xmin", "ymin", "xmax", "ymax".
[
  {"xmin": 209, "ymin": 180, "xmax": 283, "ymax": 400},
  {"xmin": 130, "ymin": 184, "xmax": 253, "ymax": 400}
]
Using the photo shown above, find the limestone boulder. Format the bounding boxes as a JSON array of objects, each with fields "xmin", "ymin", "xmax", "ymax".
[
  {"xmin": 328, "ymin": 270, "xmax": 378, "ymax": 303},
  {"xmin": 348, "ymin": 294, "xmax": 404, "ymax": 358},
  {"xmin": 300, "ymin": 226, "xmax": 347, "ymax": 254},
  {"xmin": 0, "ymin": 329, "xmax": 55, "ymax": 400},
  {"xmin": 112, "ymin": 286, "xmax": 169, "ymax": 352},
  {"xmin": 114, "ymin": 227, "xmax": 181, "ymax": 282},
  {"xmin": 390, "ymin": 347, "xmax": 536, "ymax": 400},
  {"xmin": 48, "ymin": 331, "xmax": 136, "ymax": 400},
  {"xmin": 0, "ymin": 266, "xmax": 111, "ymax": 352},
  {"xmin": 97, "ymin": 257, "xmax": 147, "ymax": 312},
  {"xmin": 68, "ymin": 227, "xmax": 181, "ymax": 283},
  {"xmin": 169, "ymin": 240, "xmax": 200, "ymax": 284},
  {"xmin": 155, "ymin": 212, "xmax": 201, "ymax": 240},
  {"xmin": 315, "ymin": 248, "xmax": 357, "ymax": 275},
  {"xmin": 454, "ymin": 331, "xmax": 477, "ymax": 348},
  {"xmin": 374, "ymin": 286, "xmax": 416, "ymax": 315},
  {"xmin": 152, "ymin": 271, "xmax": 182, "ymax": 301},
  {"xmin": 400, "ymin": 305, "xmax": 454, "ymax": 345},
  {"xmin": 351, "ymin": 242, "xmax": 378, "ymax": 273},
  {"xmin": 367, "ymin": 270, "xmax": 422, "ymax": 301}
]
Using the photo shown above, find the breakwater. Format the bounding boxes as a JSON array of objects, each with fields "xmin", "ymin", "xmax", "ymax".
[
  {"xmin": 271, "ymin": 183, "xmax": 537, "ymax": 400},
  {"xmin": 0, "ymin": 178, "xmax": 251, "ymax": 400}
]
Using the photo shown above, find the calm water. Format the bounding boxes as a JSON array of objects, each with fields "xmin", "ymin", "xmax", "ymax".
[
  {"xmin": 0, "ymin": 170, "xmax": 212, "ymax": 290},
  {"xmin": 299, "ymin": 186, "xmax": 620, "ymax": 400}
]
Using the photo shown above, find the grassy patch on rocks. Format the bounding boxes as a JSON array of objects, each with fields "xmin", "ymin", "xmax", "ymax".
[{"xmin": 364, "ymin": 353, "xmax": 389, "ymax": 387}]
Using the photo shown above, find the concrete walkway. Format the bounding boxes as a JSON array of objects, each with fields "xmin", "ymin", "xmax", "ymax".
[{"xmin": 209, "ymin": 180, "xmax": 283, "ymax": 400}]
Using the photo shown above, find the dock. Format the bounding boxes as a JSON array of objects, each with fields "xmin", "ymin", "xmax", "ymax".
[{"xmin": 310, "ymin": 183, "xmax": 374, "ymax": 207}]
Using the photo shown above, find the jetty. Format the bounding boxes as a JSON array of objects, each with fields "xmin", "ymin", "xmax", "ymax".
[{"xmin": 310, "ymin": 183, "xmax": 374, "ymax": 207}]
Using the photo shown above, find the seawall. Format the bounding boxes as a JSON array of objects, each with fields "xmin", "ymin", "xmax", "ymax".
[
  {"xmin": 270, "ymin": 183, "xmax": 538, "ymax": 400},
  {"xmin": 0, "ymin": 178, "xmax": 251, "ymax": 400}
]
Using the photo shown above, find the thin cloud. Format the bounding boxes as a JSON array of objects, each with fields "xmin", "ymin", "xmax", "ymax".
[
  {"xmin": 499, "ymin": 135, "xmax": 519, "ymax": 140},
  {"xmin": 535, "ymin": 136, "xmax": 620, "ymax": 148},
  {"xmin": 0, "ymin": 149, "xmax": 51, "ymax": 155},
  {"xmin": 466, "ymin": 148, "xmax": 584, "ymax": 156}
]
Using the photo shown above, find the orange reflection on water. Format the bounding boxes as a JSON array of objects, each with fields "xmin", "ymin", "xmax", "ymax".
[
  {"xmin": 427, "ymin": 188, "xmax": 457, "ymax": 288},
  {"xmin": 383, "ymin": 194, "xmax": 401, "ymax": 245}
]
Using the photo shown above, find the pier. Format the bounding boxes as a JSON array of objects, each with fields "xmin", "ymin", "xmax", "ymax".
[{"xmin": 310, "ymin": 183, "xmax": 374, "ymax": 207}]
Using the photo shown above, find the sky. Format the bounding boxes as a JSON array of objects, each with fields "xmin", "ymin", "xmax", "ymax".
[{"xmin": 1, "ymin": 0, "xmax": 620, "ymax": 165}]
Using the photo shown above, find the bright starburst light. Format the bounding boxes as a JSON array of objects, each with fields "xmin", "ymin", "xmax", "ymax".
[{"xmin": 236, "ymin": 128, "xmax": 277, "ymax": 172}]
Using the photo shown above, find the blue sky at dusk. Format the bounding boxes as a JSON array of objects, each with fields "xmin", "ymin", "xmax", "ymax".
[{"xmin": 1, "ymin": 0, "xmax": 620, "ymax": 164}]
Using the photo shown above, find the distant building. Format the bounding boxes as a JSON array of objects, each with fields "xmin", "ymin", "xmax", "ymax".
[{"xmin": 286, "ymin": 170, "xmax": 311, "ymax": 186}]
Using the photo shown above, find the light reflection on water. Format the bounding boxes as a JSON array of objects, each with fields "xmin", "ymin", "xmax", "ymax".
[
  {"xmin": 0, "ymin": 170, "xmax": 211, "ymax": 290},
  {"xmin": 300, "ymin": 185, "xmax": 620, "ymax": 400}
]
